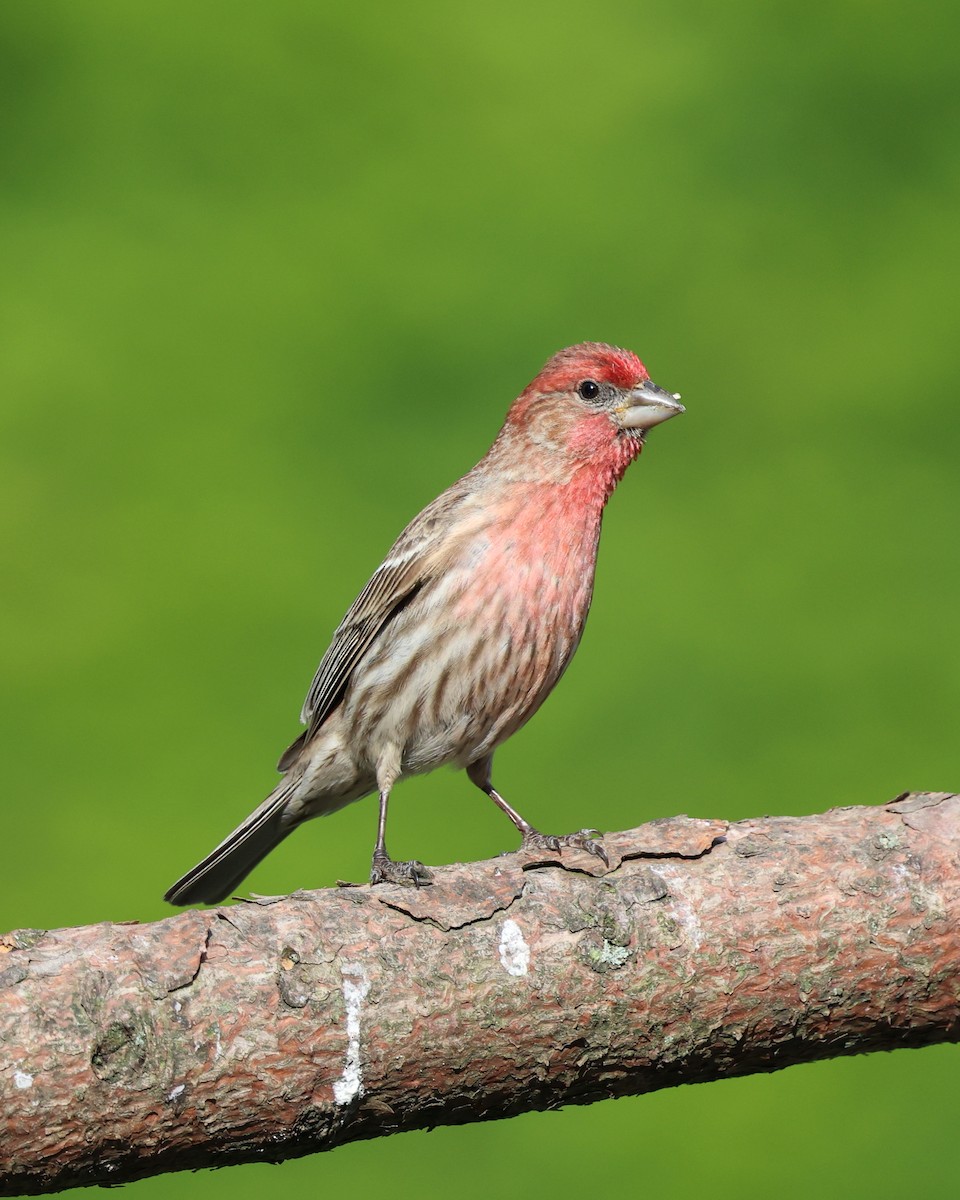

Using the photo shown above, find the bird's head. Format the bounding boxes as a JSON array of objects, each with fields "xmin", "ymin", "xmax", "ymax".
[{"xmin": 498, "ymin": 343, "xmax": 683, "ymax": 481}]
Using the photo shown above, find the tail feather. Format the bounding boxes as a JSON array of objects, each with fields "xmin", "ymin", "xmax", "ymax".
[{"xmin": 164, "ymin": 780, "xmax": 298, "ymax": 906}]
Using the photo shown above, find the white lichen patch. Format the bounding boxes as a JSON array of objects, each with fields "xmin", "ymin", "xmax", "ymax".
[
  {"xmin": 598, "ymin": 940, "xmax": 631, "ymax": 968},
  {"xmin": 656, "ymin": 865, "xmax": 703, "ymax": 949},
  {"xmin": 333, "ymin": 961, "xmax": 371, "ymax": 1106},
  {"xmin": 498, "ymin": 918, "xmax": 530, "ymax": 976},
  {"xmin": 14, "ymin": 1070, "xmax": 33, "ymax": 1090}
]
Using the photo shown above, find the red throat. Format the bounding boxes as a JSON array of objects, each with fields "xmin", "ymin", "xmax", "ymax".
[
  {"xmin": 463, "ymin": 427, "xmax": 639, "ymax": 644},
  {"xmin": 565, "ymin": 414, "xmax": 644, "ymax": 506}
]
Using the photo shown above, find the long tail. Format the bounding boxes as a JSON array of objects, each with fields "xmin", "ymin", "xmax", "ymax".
[{"xmin": 164, "ymin": 779, "xmax": 299, "ymax": 906}]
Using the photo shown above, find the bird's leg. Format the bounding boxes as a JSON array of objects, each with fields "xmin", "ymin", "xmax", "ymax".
[
  {"xmin": 369, "ymin": 788, "xmax": 433, "ymax": 887},
  {"xmin": 466, "ymin": 757, "xmax": 608, "ymax": 865},
  {"xmin": 488, "ymin": 784, "xmax": 609, "ymax": 865}
]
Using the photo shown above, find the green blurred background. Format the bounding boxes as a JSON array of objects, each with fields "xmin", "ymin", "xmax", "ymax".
[{"xmin": 2, "ymin": 0, "xmax": 958, "ymax": 1195}]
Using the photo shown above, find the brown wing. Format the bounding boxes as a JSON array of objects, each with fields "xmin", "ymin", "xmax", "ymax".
[
  {"xmin": 276, "ymin": 557, "xmax": 427, "ymax": 771},
  {"xmin": 275, "ymin": 494, "xmax": 465, "ymax": 772},
  {"xmin": 302, "ymin": 555, "xmax": 428, "ymax": 730}
]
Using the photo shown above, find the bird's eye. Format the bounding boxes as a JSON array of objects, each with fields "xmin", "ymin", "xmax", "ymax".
[{"xmin": 578, "ymin": 380, "xmax": 601, "ymax": 401}]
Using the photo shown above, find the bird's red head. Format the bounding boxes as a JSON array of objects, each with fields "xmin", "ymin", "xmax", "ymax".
[
  {"xmin": 487, "ymin": 341, "xmax": 683, "ymax": 497},
  {"xmin": 503, "ymin": 341, "xmax": 682, "ymax": 447}
]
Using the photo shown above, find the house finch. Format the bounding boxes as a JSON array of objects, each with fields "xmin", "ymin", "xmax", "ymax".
[{"xmin": 164, "ymin": 342, "xmax": 683, "ymax": 905}]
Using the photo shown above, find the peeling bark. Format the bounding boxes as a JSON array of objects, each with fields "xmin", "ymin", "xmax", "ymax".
[{"xmin": 2, "ymin": 793, "xmax": 959, "ymax": 1196}]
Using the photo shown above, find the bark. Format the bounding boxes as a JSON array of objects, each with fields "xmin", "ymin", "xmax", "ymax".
[{"xmin": 2, "ymin": 792, "xmax": 959, "ymax": 1196}]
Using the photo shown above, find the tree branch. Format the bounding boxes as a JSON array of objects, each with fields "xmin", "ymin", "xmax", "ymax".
[{"xmin": 2, "ymin": 792, "xmax": 958, "ymax": 1195}]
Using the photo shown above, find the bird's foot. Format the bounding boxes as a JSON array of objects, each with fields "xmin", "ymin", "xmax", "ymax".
[
  {"xmin": 370, "ymin": 850, "xmax": 433, "ymax": 887},
  {"xmin": 520, "ymin": 827, "xmax": 609, "ymax": 866}
]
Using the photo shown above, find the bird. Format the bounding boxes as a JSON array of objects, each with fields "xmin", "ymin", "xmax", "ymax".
[{"xmin": 164, "ymin": 342, "xmax": 684, "ymax": 905}]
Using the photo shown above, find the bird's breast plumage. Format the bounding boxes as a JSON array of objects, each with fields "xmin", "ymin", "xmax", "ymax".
[{"xmin": 339, "ymin": 473, "xmax": 610, "ymax": 779}]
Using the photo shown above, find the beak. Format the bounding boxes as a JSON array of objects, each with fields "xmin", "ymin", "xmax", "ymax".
[{"xmin": 618, "ymin": 380, "xmax": 685, "ymax": 431}]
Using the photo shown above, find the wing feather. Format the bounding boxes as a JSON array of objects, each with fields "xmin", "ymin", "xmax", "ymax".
[
  {"xmin": 276, "ymin": 499, "xmax": 460, "ymax": 771},
  {"xmin": 299, "ymin": 555, "xmax": 427, "ymax": 728}
]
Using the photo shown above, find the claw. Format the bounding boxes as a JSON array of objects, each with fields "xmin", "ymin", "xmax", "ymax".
[
  {"xmin": 562, "ymin": 828, "xmax": 609, "ymax": 865},
  {"xmin": 520, "ymin": 830, "xmax": 562, "ymax": 854},
  {"xmin": 582, "ymin": 836, "xmax": 609, "ymax": 866},
  {"xmin": 520, "ymin": 827, "xmax": 609, "ymax": 865},
  {"xmin": 370, "ymin": 853, "xmax": 433, "ymax": 888}
]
